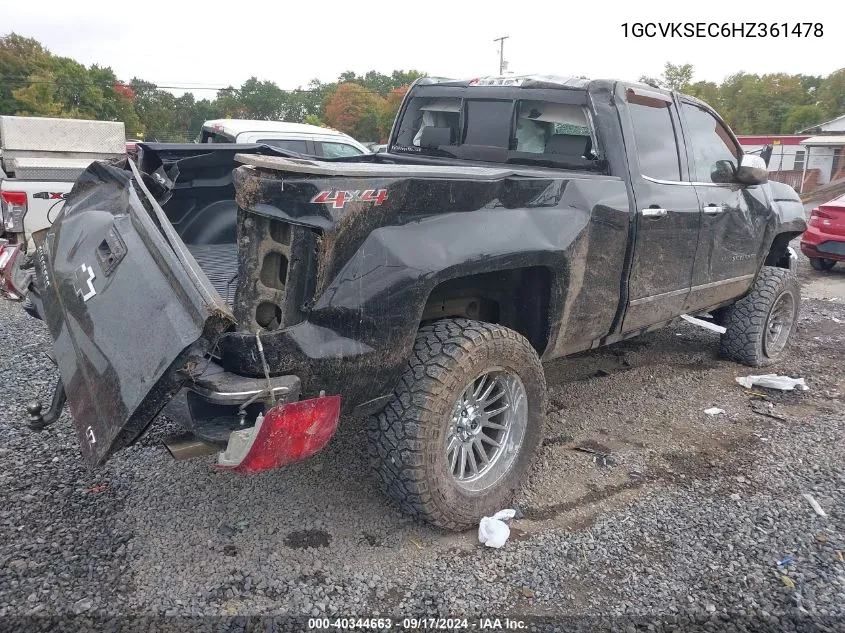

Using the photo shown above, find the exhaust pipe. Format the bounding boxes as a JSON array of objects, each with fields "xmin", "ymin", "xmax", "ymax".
[{"xmin": 164, "ymin": 434, "xmax": 219, "ymax": 460}]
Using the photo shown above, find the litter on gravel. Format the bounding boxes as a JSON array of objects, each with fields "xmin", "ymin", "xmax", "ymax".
[
  {"xmin": 802, "ymin": 493, "xmax": 828, "ymax": 517},
  {"xmin": 749, "ymin": 400, "xmax": 788, "ymax": 421},
  {"xmin": 735, "ymin": 374, "xmax": 809, "ymax": 391},
  {"xmin": 478, "ymin": 509, "xmax": 517, "ymax": 548},
  {"xmin": 704, "ymin": 407, "xmax": 725, "ymax": 416},
  {"xmin": 680, "ymin": 314, "xmax": 727, "ymax": 334}
]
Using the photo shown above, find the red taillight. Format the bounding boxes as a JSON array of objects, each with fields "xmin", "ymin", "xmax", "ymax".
[
  {"xmin": 1, "ymin": 191, "xmax": 28, "ymax": 233},
  {"xmin": 1, "ymin": 191, "xmax": 27, "ymax": 206},
  {"xmin": 0, "ymin": 243, "xmax": 26, "ymax": 301},
  {"xmin": 809, "ymin": 207, "xmax": 837, "ymax": 229},
  {"xmin": 217, "ymin": 395, "xmax": 341, "ymax": 473}
]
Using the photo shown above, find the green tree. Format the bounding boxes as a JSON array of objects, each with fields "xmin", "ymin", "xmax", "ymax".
[
  {"xmin": 303, "ymin": 113, "xmax": 324, "ymax": 127},
  {"xmin": 11, "ymin": 72, "xmax": 63, "ymax": 116},
  {"xmin": 378, "ymin": 86, "xmax": 409, "ymax": 141},
  {"xmin": 817, "ymin": 68, "xmax": 845, "ymax": 120},
  {"xmin": 131, "ymin": 78, "xmax": 179, "ymax": 140},
  {"xmin": 784, "ymin": 104, "xmax": 827, "ymax": 133},
  {"xmin": 0, "ymin": 34, "xmax": 52, "ymax": 115},
  {"xmin": 89, "ymin": 65, "xmax": 141, "ymax": 135},
  {"xmin": 238, "ymin": 77, "xmax": 287, "ymax": 119},
  {"xmin": 638, "ymin": 62, "xmax": 693, "ymax": 91},
  {"xmin": 662, "ymin": 63, "xmax": 694, "ymax": 91},
  {"xmin": 323, "ymin": 82, "xmax": 383, "ymax": 141}
]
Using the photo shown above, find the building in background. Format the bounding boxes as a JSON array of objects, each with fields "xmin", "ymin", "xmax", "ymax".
[
  {"xmin": 798, "ymin": 114, "xmax": 845, "ymax": 135},
  {"xmin": 738, "ymin": 130, "xmax": 845, "ymax": 194},
  {"xmin": 737, "ymin": 135, "xmax": 809, "ymax": 171},
  {"xmin": 738, "ymin": 135, "xmax": 810, "ymax": 191},
  {"xmin": 800, "ymin": 136, "xmax": 845, "ymax": 191}
]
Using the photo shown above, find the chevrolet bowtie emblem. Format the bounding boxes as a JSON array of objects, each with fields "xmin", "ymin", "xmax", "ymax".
[{"xmin": 74, "ymin": 263, "xmax": 97, "ymax": 302}]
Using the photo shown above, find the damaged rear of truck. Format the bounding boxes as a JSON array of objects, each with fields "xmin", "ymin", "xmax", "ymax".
[{"xmin": 17, "ymin": 76, "xmax": 806, "ymax": 529}]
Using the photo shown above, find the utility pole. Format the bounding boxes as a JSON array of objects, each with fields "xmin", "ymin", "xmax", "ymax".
[{"xmin": 493, "ymin": 35, "xmax": 509, "ymax": 75}]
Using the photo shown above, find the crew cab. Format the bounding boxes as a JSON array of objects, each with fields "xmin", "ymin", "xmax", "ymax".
[
  {"xmin": 10, "ymin": 75, "xmax": 806, "ymax": 530},
  {"xmin": 200, "ymin": 119, "xmax": 370, "ymax": 158}
]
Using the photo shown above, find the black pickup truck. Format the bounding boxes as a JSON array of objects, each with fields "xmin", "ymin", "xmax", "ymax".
[{"xmin": 13, "ymin": 75, "xmax": 806, "ymax": 530}]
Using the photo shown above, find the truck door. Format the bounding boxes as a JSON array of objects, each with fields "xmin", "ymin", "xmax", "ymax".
[
  {"xmin": 678, "ymin": 100, "xmax": 770, "ymax": 311},
  {"xmin": 619, "ymin": 86, "xmax": 702, "ymax": 332}
]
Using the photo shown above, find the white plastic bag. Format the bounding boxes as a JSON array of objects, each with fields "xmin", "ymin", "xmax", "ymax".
[
  {"xmin": 735, "ymin": 374, "xmax": 808, "ymax": 391},
  {"xmin": 478, "ymin": 509, "xmax": 517, "ymax": 548}
]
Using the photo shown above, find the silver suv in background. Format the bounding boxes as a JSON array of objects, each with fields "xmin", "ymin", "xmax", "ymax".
[{"xmin": 200, "ymin": 119, "xmax": 370, "ymax": 157}]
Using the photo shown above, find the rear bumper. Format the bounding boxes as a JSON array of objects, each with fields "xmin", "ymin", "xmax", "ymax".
[
  {"xmin": 166, "ymin": 362, "xmax": 301, "ymax": 442},
  {"xmin": 801, "ymin": 226, "xmax": 845, "ymax": 262},
  {"xmin": 164, "ymin": 364, "xmax": 341, "ymax": 471}
]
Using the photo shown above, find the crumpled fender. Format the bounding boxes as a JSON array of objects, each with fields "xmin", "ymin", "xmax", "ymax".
[{"xmin": 219, "ymin": 170, "xmax": 631, "ymax": 410}]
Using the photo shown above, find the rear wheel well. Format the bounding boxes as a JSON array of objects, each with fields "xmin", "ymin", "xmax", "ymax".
[{"xmin": 420, "ymin": 267, "xmax": 552, "ymax": 353}]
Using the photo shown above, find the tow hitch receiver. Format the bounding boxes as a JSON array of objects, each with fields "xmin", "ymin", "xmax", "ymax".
[
  {"xmin": 26, "ymin": 378, "xmax": 66, "ymax": 431},
  {"xmin": 217, "ymin": 394, "xmax": 341, "ymax": 473}
]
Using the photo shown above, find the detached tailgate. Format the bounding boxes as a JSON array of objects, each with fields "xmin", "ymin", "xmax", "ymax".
[{"xmin": 34, "ymin": 160, "xmax": 233, "ymax": 465}]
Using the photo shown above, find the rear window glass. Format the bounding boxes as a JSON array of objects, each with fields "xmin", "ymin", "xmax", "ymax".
[
  {"xmin": 258, "ymin": 139, "xmax": 308, "ymax": 153},
  {"xmin": 319, "ymin": 142, "xmax": 364, "ymax": 158},
  {"xmin": 514, "ymin": 100, "xmax": 592, "ymax": 155},
  {"xmin": 463, "ymin": 100, "xmax": 512, "ymax": 148},
  {"xmin": 391, "ymin": 94, "xmax": 600, "ymax": 170},
  {"xmin": 201, "ymin": 130, "xmax": 235, "ymax": 143}
]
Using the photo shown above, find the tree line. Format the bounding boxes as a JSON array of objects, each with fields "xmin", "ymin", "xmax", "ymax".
[
  {"xmin": 1, "ymin": 34, "xmax": 843, "ymax": 143},
  {"xmin": 641, "ymin": 63, "xmax": 844, "ymax": 134},
  {"xmin": 0, "ymin": 33, "xmax": 422, "ymax": 142}
]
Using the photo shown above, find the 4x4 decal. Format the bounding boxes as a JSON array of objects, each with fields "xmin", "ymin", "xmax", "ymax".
[{"xmin": 310, "ymin": 189, "xmax": 388, "ymax": 209}]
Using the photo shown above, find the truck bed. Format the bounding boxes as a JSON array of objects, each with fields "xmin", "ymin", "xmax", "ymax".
[{"xmin": 186, "ymin": 243, "xmax": 238, "ymax": 306}]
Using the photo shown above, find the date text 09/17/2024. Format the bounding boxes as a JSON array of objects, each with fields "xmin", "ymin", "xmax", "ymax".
[{"xmin": 307, "ymin": 618, "xmax": 527, "ymax": 630}]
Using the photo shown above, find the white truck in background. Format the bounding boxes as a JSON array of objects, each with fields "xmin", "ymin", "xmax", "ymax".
[{"xmin": 1, "ymin": 116, "xmax": 126, "ymax": 251}]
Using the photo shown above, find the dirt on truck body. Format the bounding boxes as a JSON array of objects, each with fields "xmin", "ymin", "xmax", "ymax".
[{"xmin": 12, "ymin": 75, "xmax": 806, "ymax": 530}]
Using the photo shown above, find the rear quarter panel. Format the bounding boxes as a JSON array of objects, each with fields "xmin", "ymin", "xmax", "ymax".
[{"xmin": 219, "ymin": 168, "xmax": 631, "ymax": 409}]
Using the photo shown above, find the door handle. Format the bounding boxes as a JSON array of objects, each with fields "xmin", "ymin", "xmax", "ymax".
[
  {"xmin": 640, "ymin": 207, "xmax": 667, "ymax": 218},
  {"xmin": 703, "ymin": 205, "xmax": 724, "ymax": 216}
]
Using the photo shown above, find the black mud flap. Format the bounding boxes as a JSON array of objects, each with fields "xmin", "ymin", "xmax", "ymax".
[{"xmin": 35, "ymin": 160, "xmax": 234, "ymax": 465}]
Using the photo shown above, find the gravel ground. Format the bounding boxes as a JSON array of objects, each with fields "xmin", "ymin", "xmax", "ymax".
[{"xmin": 1, "ymin": 252, "xmax": 843, "ymax": 631}]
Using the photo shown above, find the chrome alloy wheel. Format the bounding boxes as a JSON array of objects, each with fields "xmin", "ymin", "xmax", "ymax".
[
  {"xmin": 445, "ymin": 368, "xmax": 528, "ymax": 492},
  {"xmin": 763, "ymin": 290, "xmax": 796, "ymax": 357}
]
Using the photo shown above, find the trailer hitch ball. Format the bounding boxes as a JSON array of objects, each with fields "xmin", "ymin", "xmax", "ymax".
[
  {"xmin": 25, "ymin": 378, "xmax": 66, "ymax": 431},
  {"xmin": 26, "ymin": 400, "xmax": 47, "ymax": 430}
]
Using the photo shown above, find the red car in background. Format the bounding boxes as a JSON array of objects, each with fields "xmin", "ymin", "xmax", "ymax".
[{"xmin": 801, "ymin": 193, "xmax": 845, "ymax": 271}]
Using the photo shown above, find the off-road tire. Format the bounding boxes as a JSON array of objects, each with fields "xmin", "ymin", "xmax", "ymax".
[
  {"xmin": 719, "ymin": 266, "xmax": 800, "ymax": 367},
  {"xmin": 809, "ymin": 257, "xmax": 836, "ymax": 271},
  {"xmin": 367, "ymin": 318, "xmax": 546, "ymax": 530}
]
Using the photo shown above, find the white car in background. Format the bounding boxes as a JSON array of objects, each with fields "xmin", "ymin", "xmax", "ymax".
[{"xmin": 200, "ymin": 119, "xmax": 370, "ymax": 158}]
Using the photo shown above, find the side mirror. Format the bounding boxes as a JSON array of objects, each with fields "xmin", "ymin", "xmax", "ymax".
[
  {"xmin": 737, "ymin": 154, "xmax": 768, "ymax": 185},
  {"xmin": 710, "ymin": 160, "xmax": 736, "ymax": 184}
]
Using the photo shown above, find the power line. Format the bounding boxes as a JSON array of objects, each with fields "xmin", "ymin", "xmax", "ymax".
[{"xmin": 0, "ymin": 78, "xmax": 404, "ymax": 95}]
